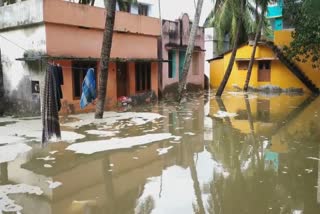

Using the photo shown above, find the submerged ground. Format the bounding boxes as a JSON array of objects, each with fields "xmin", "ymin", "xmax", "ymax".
[{"xmin": 0, "ymin": 91, "xmax": 320, "ymax": 214}]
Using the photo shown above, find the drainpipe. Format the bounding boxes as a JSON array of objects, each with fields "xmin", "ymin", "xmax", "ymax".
[{"xmin": 0, "ymin": 49, "xmax": 4, "ymax": 115}]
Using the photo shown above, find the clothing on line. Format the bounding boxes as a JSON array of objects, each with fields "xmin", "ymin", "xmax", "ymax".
[{"xmin": 80, "ymin": 68, "xmax": 96, "ymax": 109}]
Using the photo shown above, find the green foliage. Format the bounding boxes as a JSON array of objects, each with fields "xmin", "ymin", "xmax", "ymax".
[
  {"xmin": 283, "ymin": 0, "xmax": 320, "ymax": 69},
  {"xmin": 205, "ymin": 0, "xmax": 256, "ymax": 54}
]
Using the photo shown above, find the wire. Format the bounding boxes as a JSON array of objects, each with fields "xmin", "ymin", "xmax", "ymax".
[
  {"xmin": 0, "ymin": 34, "xmax": 27, "ymax": 51},
  {"xmin": 47, "ymin": 63, "xmax": 97, "ymax": 70}
]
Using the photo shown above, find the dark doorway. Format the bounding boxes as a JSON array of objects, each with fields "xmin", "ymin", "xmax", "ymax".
[
  {"xmin": 117, "ymin": 62, "xmax": 128, "ymax": 97},
  {"xmin": 258, "ymin": 60, "xmax": 271, "ymax": 82}
]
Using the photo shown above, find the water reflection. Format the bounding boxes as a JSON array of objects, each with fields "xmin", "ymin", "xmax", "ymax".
[{"xmin": 1, "ymin": 92, "xmax": 320, "ymax": 213}]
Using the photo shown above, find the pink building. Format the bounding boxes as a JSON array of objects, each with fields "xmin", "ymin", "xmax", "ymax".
[{"xmin": 160, "ymin": 14, "xmax": 205, "ymax": 96}]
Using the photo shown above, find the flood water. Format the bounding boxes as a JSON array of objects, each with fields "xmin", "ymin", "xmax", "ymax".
[{"xmin": 1, "ymin": 91, "xmax": 320, "ymax": 214}]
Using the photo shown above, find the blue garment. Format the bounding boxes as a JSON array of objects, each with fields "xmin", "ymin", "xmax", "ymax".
[{"xmin": 80, "ymin": 68, "xmax": 96, "ymax": 109}]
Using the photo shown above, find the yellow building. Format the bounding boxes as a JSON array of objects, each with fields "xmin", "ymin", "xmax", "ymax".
[{"xmin": 209, "ymin": 30, "xmax": 320, "ymax": 93}]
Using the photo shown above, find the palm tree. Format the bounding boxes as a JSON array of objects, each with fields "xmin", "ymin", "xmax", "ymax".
[
  {"xmin": 205, "ymin": 0, "xmax": 255, "ymax": 55},
  {"xmin": 243, "ymin": 0, "xmax": 271, "ymax": 91},
  {"xmin": 177, "ymin": 0, "xmax": 204, "ymax": 102},
  {"xmin": 215, "ymin": 0, "xmax": 246, "ymax": 96},
  {"xmin": 95, "ymin": 0, "xmax": 117, "ymax": 119}
]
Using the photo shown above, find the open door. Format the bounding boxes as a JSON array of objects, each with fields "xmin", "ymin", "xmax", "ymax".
[{"xmin": 116, "ymin": 62, "xmax": 128, "ymax": 97}]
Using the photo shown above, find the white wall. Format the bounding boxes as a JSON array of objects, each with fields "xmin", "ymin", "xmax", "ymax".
[
  {"xmin": 204, "ymin": 27, "xmax": 214, "ymax": 79},
  {"xmin": 0, "ymin": 24, "xmax": 46, "ymax": 113},
  {"xmin": 0, "ymin": 0, "xmax": 43, "ymax": 29}
]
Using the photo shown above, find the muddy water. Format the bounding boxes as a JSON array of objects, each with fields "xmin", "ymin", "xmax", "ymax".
[{"xmin": 1, "ymin": 92, "xmax": 320, "ymax": 214}]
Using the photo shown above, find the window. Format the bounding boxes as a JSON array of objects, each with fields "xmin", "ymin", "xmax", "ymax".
[
  {"xmin": 118, "ymin": 1, "xmax": 131, "ymax": 12},
  {"xmin": 168, "ymin": 50, "xmax": 176, "ymax": 78},
  {"xmin": 138, "ymin": 4, "xmax": 148, "ymax": 16},
  {"xmin": 237, "ymin": 61, "xmax": 249, "ymax": 70},
  {"xmin": 72, "ymin": 61, "xmax": 97, "ymax": 99},
  {"xmin": 135, "ymin": 62, "xmax": 151, "ymax": 92},
  {"xmin": 192, "ymin": 52, "xmax": 199, "ymax": 75}
]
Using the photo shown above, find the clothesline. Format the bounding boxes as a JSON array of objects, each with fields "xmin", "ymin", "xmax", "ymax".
[{"xmin": 47, "ymin": 63, "xmax": 96, "ymax": 70}]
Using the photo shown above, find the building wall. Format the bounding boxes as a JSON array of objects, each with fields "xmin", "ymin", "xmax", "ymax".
[
  {"xmin": 0, "ymin": 0, "xmax": 44, "ymax": 30},
  {"xmin": 45, "ymin": 24, "xmax": 158, "ymax": 59},
  {"xmin": 274, "ymin": 30, "xmax": 320, "ymax": 88},
  {"xmin": 161, "ymin": 14, "xmax": 204, "ymax": 92},
  {"xmin": 58, "ymin": 60, "xmax": 158, "ymax": 114},
  {"xmin": 0, "ymin": 25, "xmax": 46, "ymax": 114},
  {"xmin": 209, "ymin": 44, "xmax": 309, "ymax": 92}
]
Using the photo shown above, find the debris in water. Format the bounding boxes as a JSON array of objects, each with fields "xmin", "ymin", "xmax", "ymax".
[
  {"xmin": 109, "ymin": 164, "xmax": 114, "ymax": 167},
  {"xmin": 184, "ymin": 132, "xmax": 195, "ymax": 136},
  {"xmin": 133, "ymin": 157, "xmax": 139, "ymax": 160},
  {"xmin": 66, "ymin": 133, "xmax": 179, "ymax": 155},
  {"xmin": 49, "ymin": 150, "xmax": 58, "ymax": 155},
  {"xmin": 44, "ymin": 164, "xmax": 52, "ymax": 168}
]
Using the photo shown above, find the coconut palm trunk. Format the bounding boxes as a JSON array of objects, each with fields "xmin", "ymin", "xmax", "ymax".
[
  {"xmin": 243, "ymin": 7, "xmax": 266, "ymax": 91},
  {"xmin": 95, "ymin": 0, "xmax": 117, "ymax": 119},
  {"xmin": 177, "ymin": 0, "xmax": 204, "ymax": 102},
  {"xmin": 215, "ymin": 0, "xmax": 244, "ymax": 96}
]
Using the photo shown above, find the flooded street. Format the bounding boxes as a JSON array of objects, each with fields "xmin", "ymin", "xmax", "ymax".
[{"xmin": 1, "ymin": 92, "xmax": 320, "ymax": 214}]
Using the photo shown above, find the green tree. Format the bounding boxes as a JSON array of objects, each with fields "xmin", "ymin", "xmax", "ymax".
[
  {"xmin": 205, "ymin": 0, "xmax": 255, "ymax": 54},
  {"xmin": 283, "ymin": 0, "xmax": 320, "ymax": 69},
  {"xmin": 95, "ymin": 0, "xmax": 117, "ymax": 119},
  {"xmin": 243, "ymin": 0, "xmax": 271, "ymax": 91},
  {"xmin": 215, "ymin": 0, "xmax": 247, "ymax": 96}
]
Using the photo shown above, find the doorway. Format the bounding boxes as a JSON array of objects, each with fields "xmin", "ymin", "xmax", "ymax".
[
  {"xmin": 258, "ymin": 60, "xmax": 271, "ymax": 82},
  {"xmin": 116, "ymin": 62, "xmax": 128, "ymax": 97}
]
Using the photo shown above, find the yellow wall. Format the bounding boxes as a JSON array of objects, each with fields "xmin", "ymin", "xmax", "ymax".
[
  {"xmin": 209, "ymin": 30, "xmax": 320, "ymax": 92},
  {"xmin": 275, "ymin": 30, "xmax": 320, "ymax": 88}
]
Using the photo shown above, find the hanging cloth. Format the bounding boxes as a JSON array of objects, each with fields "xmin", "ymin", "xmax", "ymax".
[
  {"xmin": 52, "ymin": 65, "xmax": 64, "ymax": 111},
  {"xmin": 80, "ymin": 68, "xmax": 96, "ymax": 109},
  {"xmin": 42, "ymin": 64, "xmax": 61, "ymax": 143}
]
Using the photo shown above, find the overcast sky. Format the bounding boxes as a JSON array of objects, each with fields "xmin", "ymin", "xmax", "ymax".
[
  {"xmin": 139, "ymin": 0, "xmax": 214, "ymax": 26},
  {"xmin": 159, "ymin": 0, "xmax": 213, "ymax": 25}
]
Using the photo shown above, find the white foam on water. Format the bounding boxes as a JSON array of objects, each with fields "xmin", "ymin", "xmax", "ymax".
[
  {"xmin": 64, "ymin": 112, "xmax": 164, "ymax": 128},
  {"xmin": 184, "ymin": 132, "xmax": 195, "ymax": 136},
  {"xmin": 306, "ymin": 157, "xmax": 320, "ymax": 161},
  {"xmin": 85, "ymin": 130, "xmax": 119, "ymax": 137},
  {"xmin": 213, "ymin": 110, "xmax": 238, "ymax": 118},
  {"xmin": 157, "ymin": 146, "xmax": 173, "ymax": 155},
  {"xmin": 0, "ymin": 136, "xmax": 25, "ymax": 145},
  {"xmin": 36, "ymin": 156, "xmax": 55, "ymax": 161},
  {"xmin": 0, "ymin": 184, "xmax": 43, "ymax": 213},
  {"xmin": 49, "ymin": 151, "xmax": 58, "ymax": 155},
  {"xmin": 66, "ymin": 133, "xmax": 178, "ymax": 155},
  {"xmin": 0, "ymin": 116, "xmax": 85, "ymax": 143},
  {"xmin": 0, "ymin": 143, "xmax": 32, "ymax": 163},
  {"xmin": 46, "ymin": 181, "xmax": 62, "ymax": 189}
]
